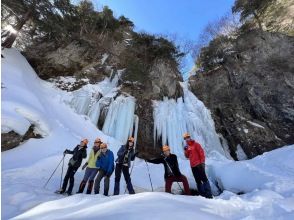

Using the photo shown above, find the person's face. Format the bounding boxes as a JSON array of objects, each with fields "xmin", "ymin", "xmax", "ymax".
[
  {"xmin": 163, "ymin": 150, "xmax": 170, "ymax": 157},
  {"xmin": 128, "ymin": 141, "xmax": 134, "ymax": 147},
  {"xmin": 184, "ymin": 137, "xmax": 191, "ymax": 143},
  {"xmin": 80, "ymin": 141, "xmax": 86, "ymax": 147},
  {"xmin": 101, "ymin": 147, "xmax": 107, "ymax": 153},
  {"xmin": 94, "ymin": 141, "xmax": 100, "ymax": 148}
]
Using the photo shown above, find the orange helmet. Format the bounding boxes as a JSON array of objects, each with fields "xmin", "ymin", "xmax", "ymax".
[
  {"xmin": 183, "ymin": 133, "xmax": 191, "ymax": 139},
  {"xmin": 128, "ymin": 137, "xmax": 135, "ymax": 142},
  {"xmin": 162, "ymin": 145, "xmax": 170, "ymax": 152},
  {"xmin": 94, "ymin": 138, "xmax": 102, "ymax": 143},
  {"xmin": 100, "ymin": 143, "xmax": 107, "ymax": 149},
  {"xmin": 82, "ymin": 138, "xmax": 89, "ymax": 145}
]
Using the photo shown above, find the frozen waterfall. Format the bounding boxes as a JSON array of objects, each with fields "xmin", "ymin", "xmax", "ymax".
[
  {"xmin": 69, "ymin": 75, "xmax": 119, "ymax": 125},
  {"xmin": 153, "ymin": 82, "xmax": 225, "ymax": 159},
  {"xmin": 102, "ymin": 95, "xmax": 138, "ymax": 145},
  {"xmin": 67, "ymin": 74, "xmax": 138, "ymax": 145}
]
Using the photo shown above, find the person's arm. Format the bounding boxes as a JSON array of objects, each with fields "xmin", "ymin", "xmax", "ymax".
[
  {"xmin": 196, "ymin": 143, "xmax": 205, "ymax": 163},
  {"xmin": 82, "ymin": 149, "xmax": 87, "ymax": 159},
  {"xmin": 117, "ymin": 145, "xmax": 125, "ymax": 157},
  {"xmin": 147, "ymin": 157, "xmax": 164, "ymax": 164},
  {"xmin": 107, "ymin": 151, "xmax": 114, "ymax": 176},
  {"xmin": 184, "ymin": 147, "xmax": 189, "ymax": 158},
  {"xmin": 64, "ymin": 146, "xmax": 76, "ymax": 155}
]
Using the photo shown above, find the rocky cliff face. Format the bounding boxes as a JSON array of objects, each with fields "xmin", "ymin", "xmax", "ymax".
[
  {"xmin": 189, "ymin": 30, "xmax": 294, "ymax": 159},
  {"xmin": 20, "ymin": 29, "xmax": 183, "ymax": 156}
]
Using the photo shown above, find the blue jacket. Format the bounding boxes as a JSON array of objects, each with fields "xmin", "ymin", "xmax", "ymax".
[
  {"xmin": 96, "ymin": 149, "xmax": 114, "ymax": 175},
  {"xmin": 115, "ymin": 145, "xmax": 136, "ymax": 167}
]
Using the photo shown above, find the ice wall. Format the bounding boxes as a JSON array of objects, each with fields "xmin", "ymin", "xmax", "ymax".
[
  {"xmin": 102, "ymin": 95, "xmax": 138, "ymax": 145},
  {"xmin": 69, "ymin": 75, "xmax": 119, "ymax": 126},
  {"xmin": 153, "ymin": 82, "xmax": 226, "ymax": 159}
]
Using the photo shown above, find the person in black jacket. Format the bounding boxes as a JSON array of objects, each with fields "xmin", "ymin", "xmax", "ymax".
[
  {"xmin": 147, "ymin": 145, "xmax": 190, "ymax": 195},
  {"xmin": 113, "ymin": 137, "xmax": 137, "ymax": 195},
  {"xmin": 56, "ymin": 139, "xmax": 88, "ymax": 195}
]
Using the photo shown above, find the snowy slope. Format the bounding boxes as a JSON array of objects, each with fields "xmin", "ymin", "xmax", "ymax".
[
  {"xmin": 11, "ymin": 146, "xmax": 294, "ymax": 220},
  {"xmin": 2, "ymin": 49, "xmax": 294, "ymax": 220}
]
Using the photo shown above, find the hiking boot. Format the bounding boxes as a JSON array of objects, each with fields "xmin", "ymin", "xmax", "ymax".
[
  {"xmin": 55, "ymin": 189, "xmax": 65, "ymax": 194},
  {"xmin": 65, "ymin": 191, "xmax": 72, "ymax": 196}
]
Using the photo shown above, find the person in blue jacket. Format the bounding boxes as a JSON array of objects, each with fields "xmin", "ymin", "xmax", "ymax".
[
  {"xmin": 113, "ymin": 137, "xmax": 137, "ymax": 195},
  {"xmin": 94, "ymin": 143, "xmax": 114, "ymax": 196}
]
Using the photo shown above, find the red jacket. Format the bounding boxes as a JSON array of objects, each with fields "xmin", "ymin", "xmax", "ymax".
[{"xmin": 184, "ymin": 140, "xmax": 205, "ymax": 167}]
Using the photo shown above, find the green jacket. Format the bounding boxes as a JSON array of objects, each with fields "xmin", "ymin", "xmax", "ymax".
[{"xmin": 87, "ymin": 149, "xmax": 100, "ymax": 168}]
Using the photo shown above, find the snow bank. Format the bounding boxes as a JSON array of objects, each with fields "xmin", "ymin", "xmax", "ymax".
[{"xmin": 12, "ymin": 146, "xmax": 294, "ymax": 220}]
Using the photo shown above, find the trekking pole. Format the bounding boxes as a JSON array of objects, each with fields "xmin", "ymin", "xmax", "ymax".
[
  {"xmin": 59, "ymin": 155, "xmax": 65, "ymax": 189},
  {"xmin": 43, "ymin": 154, "xmax": 65, "ymax": 189},
  {"xmin": 163, "ymin": 157, "xmax": 184, "ymax": 193},
  {"xmin": 124, "ymin": 158, "xmax": 136, "ymax": 194},
  {"xmin": 145, "ymin": 160, "xmax": 154, "ymax": 192}
]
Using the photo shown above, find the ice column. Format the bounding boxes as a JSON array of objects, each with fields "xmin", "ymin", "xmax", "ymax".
[{"xmin": 102, "ymin": 95, "xmax": 138, "ymax": 144}]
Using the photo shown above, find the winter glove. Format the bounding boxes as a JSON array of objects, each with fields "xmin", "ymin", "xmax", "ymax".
[
  {"xmin": 184, "ymin": 146, "xmax": 188, "ymax": 150},
  {"xmin": 63, "ymin": 149, "xmax": 68, "ymax": 155},
  {"xmin": 82, "ymin": 163, "xmax": 88, "ymax": 170}
]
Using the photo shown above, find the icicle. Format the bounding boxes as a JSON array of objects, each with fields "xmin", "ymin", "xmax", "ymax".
[
  {"xmin": 102, "ymin": 95, "xmax": 136, "ymax": 144},
  {"xmin": 133, "ymin": 115, "xmax": 139, "ymax": 148}
]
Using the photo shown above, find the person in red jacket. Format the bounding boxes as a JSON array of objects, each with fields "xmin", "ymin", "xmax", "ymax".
[{"xmin": 183, "ymin": 133, "xmax": 213, "ymax": 198}]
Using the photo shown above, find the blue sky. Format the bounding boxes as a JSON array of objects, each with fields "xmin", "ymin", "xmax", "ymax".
[
  {"xmin": 91, "ymin": 0, "xmax": 235, "ymax": 76},
  {"xmin": 95, "ymin": 0, "xmax": 235, "ymax": 41}
]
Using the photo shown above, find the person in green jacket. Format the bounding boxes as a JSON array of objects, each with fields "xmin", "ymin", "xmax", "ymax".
[{"xmin": 77, "ymin": 138, "xmax": 101, "ymax": 194}]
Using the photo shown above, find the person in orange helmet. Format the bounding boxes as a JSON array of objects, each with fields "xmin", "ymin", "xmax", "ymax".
[
  {"xmin": 113, "ymin": 137, "xmax": 137, "ymax": 195},
  {"xmin": 77, "ymin": 138, "xmax": 102, "ymax": 194},
  {"xmin": 183, "ymin": 133, "xmax": 212, "ymax": 198},
  {"xmin": 56, "ymin": 139, "xmax": 88, "ymax": 195},
  {"xmin": 146, "ymin": 145, "xmax": 190, "ymax": 195}
]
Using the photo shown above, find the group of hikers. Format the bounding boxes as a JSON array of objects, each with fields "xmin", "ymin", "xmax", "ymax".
[{"xmin": 56, "ymin": 133, "xmax": 213, "ymax": 199}]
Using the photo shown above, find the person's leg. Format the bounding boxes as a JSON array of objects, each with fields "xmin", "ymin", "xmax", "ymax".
[
  {"xmin": 192, "ymin": 166, "xmax": 204, "ymax": 195},
  {"xmin": 114, "ymin": 164, "xmax": 123, "ymax": 195},
  {"xmin": 104, "ymin": 176, "xmax": 110, "ymax": 196},
  {"xmin": 77, "ymin": 167, "xmax": 91, "ymax": 193},
  {"xmin": 67, "ymin": 168, "xmax": 77, "ymax": 194},
  {"xmin": 122, "ymin": 166, "xmax": 135, "ymax": 194},
  {"xmin": 178, "ymin": 175, "xmax": 191, "ymax": 195},
  {"xmin": 61, "ymin": 166, "xmax": 72, "ymax": 192},
  {"xmin": 165, "ymin": 176, "xmax": 174, "ymax": 193},
  {"xmin": 198, "ymin": 164, "xmax": 212, "ymax": 198},
  {"xmin": 87, "ymin": 169, "xmax": 99, "ymax": 194},
  {"xmin": 94, "ymin": 170, "xmax": 104, "ymax": 194}
]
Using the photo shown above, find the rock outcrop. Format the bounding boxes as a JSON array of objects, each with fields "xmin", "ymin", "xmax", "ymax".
[
  {"xmin": 23, "ymin": 29, "xmax": 183, "ymax": 155},
  {"xmin": 189, "ymin": 30, "xmax": 294, "ymax": 159},
  {"xmin": 1, "ymin": 125, "xmax": 42, "ymax": 151}
]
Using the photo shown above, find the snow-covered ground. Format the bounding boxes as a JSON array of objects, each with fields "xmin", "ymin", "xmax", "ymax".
[{"xmin": 2, "ymin": 49, "xmax": 294, "ymax": 220}]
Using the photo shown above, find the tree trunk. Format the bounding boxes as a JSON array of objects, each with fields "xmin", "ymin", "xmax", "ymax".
[
  {"xmin": 2, "ymin": 10, "xmax": 32, "ymax": 48},
  {"xmin": 253, "ymin": 11, "xmax": 263, "ymax": 31}
]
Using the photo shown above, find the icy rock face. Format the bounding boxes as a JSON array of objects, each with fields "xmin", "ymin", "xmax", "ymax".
[
  {"xmin": 102, "ymin": 95, "xmax": 138, "ymax": 145},
  {"xmin": 189, "ymin": 30, "xmax": 294, "ymax": 159},
  {"xmin": 120, "ymin": 59, "xmax": 184, "ymax": 156},
  {"xmin": 153, "ymin": 82, "xmax": 226, "ymax": 159},
  {"xmin": 67, "ymin": 74, "xmax": 138, "ymax": 145},
  {"xmin": 68, "ymin": 75, "xmax": 119, "ymax": 126}
]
